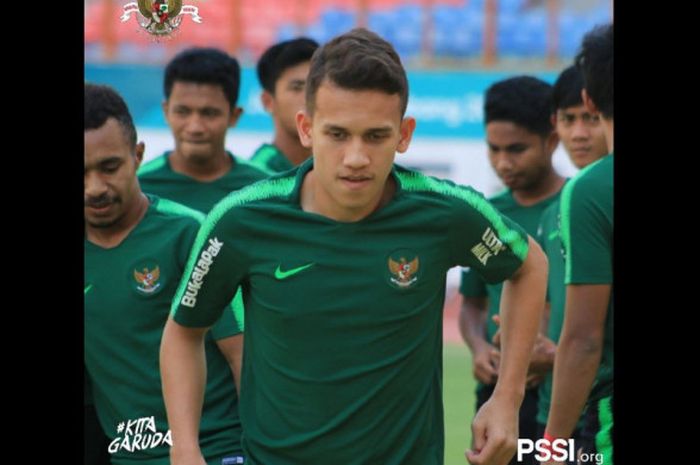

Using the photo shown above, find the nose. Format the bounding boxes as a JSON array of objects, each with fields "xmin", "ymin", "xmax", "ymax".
[
  {"xmin": 184, "ymin": 113, "xmax": 205, "ymax": 135},
  {"xmin": 343, "ymin": 139, "xmax": 370, "ymax": 170},
  {"xmin": 491, "ymin": 152, "xmax": 512, "ymax": 173},
  {"xmin": 84, "ymin": 170, "xmax": 108, "ymax": 200},
  {"xmin": 571, "ymin": 118, "xmax": 590, "ymax": 141}
]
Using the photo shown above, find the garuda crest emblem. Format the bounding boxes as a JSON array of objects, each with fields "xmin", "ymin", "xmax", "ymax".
[{"xmin": 121, "ymin": 1, "xmax": 202, "ymax": 36}]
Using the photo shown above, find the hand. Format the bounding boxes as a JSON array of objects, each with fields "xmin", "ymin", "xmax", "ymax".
[
  {"xmin": 528, "ymin": 333, "xmax": 557, "ymax": 376},
  {"xmin": 170, "ymin": 446, "xmax": 207, "ymax": 465},
  {"xmin": 525, "ymin": 372, "xmax": 544, "ymax": 389},
  {"xmin": 492, "ymin": 315, "xmax": 555, "ymax": 378},
  {"xmin": 465, "ymin": 393, "xmax": 519, "ymax": 465},
  {"xmin": 472, "ymin": 342, "xmax": 499, "ymax": 385}
]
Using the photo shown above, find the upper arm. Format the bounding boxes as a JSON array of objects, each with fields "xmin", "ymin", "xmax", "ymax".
[
  {"xmin": 171, "ymin": 212, "xmax": 247, "ymax": 329},
  {"xmin": 449, "ymin": 189, "xmax": 529, "ymax": 284},
  {"xmin": 563, "ymin": 284, "xmax": 612, "ymax": 344}
]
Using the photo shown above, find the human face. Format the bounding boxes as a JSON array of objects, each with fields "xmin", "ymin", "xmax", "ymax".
[
  {"xmin": 554, "ymin": 104, "xmax": 608, "ymax": 169},
  {"xmin": 296, "ymin": 80, "xmax": 415, "ymax": 221},
  {"xmin": 264, "ymin": 61, "xmax": 310, "ymax": 139},
  {"xmin": 486, "ymin": 121, "xmax": 557, "ymax": 191},
  {"xmin": 84, "ymin": 118, "xmax": 144, "ymax": 229},
  {"xmin": 163, "ymin": 82, "xmax": 241, "ymax": 164}
]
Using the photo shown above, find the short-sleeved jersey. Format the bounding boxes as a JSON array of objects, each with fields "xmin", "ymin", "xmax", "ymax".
[
  {"xmin": 536, "ymin": 194, "xmax": 584, "ymax": 428},
  {"xmin": 171, "ymin": 159, "xmax": 530, "ymax": 465},
  {"xmin": 85, "ymin": 195, "xmax": 243, "ymax": 464},
  {"xmin": 460, "ymin": 189, "xmax": 561, "ymax": 358},
  {"xmin": 137, "ymin": 151, "xmax": 268, "ymax": 213},
  {"xmin": 560, "ymin": 153, "xmax": 614, "ymax": 403},
  {"xmin": 249, "ymin": 143, "xmax": 294, "ymax": 174}
]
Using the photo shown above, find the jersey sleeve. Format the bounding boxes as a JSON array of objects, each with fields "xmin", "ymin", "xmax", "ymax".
[
  {"xmin": 209, "ymin": 287, "xmax": 245, "ymax": 340},
  {"xmin": 449, "ymin": 186, "xmax": 529, "ymax": 284},
  {"xmin": 560, "ymin": 174, "xmax": 613, "ymax": 285},
  {"xmin": 460, "ymin": 267, "xmax": 487, "ymax": 297},
  {"xmin": 171, "ymin": 208, "xmax": 249, "ymax": 328}
]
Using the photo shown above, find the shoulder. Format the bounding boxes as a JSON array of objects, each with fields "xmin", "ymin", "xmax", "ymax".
[{"xmin": 137, "ymin": 153, "xmax": 169, "ymax": 178}]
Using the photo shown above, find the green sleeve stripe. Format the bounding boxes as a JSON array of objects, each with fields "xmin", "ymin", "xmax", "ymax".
[
  {"xmin": 249, "ymin": 146, "xmax": 278, "ymax": 173},
  {"xmin": 560, "ymin": 158, "xmax": 603, "ymax": 282},
  {"xmin": 153, "ymin": 197, "xmax": 205, "ymax": 223},
  {"xmin": 595, "ymin": 397, "xmax": 614, "ymax": 465},
  {"xmin": 396, "ymin": 171, "xmax": 529, "ymax": 261},
  {"xmin": 137, "ymin": 155, "xmax": 167, "ymax": 176},
  {"xmin": 171, "ymin": 176, "xmax": 296, "ymax": 315}
]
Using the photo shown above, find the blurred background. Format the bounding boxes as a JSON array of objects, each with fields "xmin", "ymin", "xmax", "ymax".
[{"xmin": 85, "ymin": 2, "xmax": 613, "ymax": 463}]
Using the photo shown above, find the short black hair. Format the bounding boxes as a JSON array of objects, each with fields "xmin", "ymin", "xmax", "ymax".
[
  {"xmin": 552, "ymin": 65, "xmax": 585, "ymax": 112},
  {"xmin": 84, "ymin": 82, "xmax": 137, "ymax": 146},
  {"xmin": 484, "ymin": 76, "xmax": 554, "ymax": 137},
  {"xmin": 306, "ymin": 28, "xmax": 409, "ymax": 117},
  {"xmin": 164, "ymin": 47, "xmax": 241, "ymax": 109},
  {"xmin": 257, "ymin": 37, "xmax": 319, "ymax": 94},
  {"xmin": 575, "ymin": 23, "xmax": 613, "ymax": 119}
]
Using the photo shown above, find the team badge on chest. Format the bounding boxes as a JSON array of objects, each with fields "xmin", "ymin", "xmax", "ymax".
[
  {"xmin": 131, "ymin": 260, "xmax": 164, "ymax": 296},
  {"xmin": 387, "ymin": 249, "xmax": 421, "ymax": 289}
]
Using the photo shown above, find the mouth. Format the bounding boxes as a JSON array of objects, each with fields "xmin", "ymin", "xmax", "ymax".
[
  {"xmin": 500, "ymin": 174, "xmax": 518, "ymax": 185},
  {"xmin": 86, "ymin": 203, "xmax": 113, "ymax": 215},
  {"xmin": 85, "ymin": 198, "xmax": 116, "ymax": 215},
  {"xmin": 571, "ymin": 147, "xmax": 591, "ymax": 156},
  {"xmin": 339, "ymin": 175, "xmax": 373, "ymax": 190}
]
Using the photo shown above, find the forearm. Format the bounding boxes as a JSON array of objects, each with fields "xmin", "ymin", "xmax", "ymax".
[
  {"xmin": 160, "ymin": 318, "xmax": 208, "ymax": 453},
  {"xmin": 495, "ymin": 238, "xmax": 547, "ymax": 398},
  {"xmin": 458, "ymin": 298, "xmax": 489, "ymax": 352},
  {"xmin": 545, "ymin": 334, "xmax": 602, "ymax": 437},
  {"xmin": 215, "ymin": 333, "xmax": 244, "ymax": 395}
]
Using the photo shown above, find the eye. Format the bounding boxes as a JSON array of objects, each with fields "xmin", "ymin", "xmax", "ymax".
[{"xmin": 329, "ymin": 131, "xmax": 346, "ymax": 141}]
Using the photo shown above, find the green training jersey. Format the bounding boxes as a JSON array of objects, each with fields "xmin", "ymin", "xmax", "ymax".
[
  {"xmin": 85, "ymin": 195, "xmax": 243, "ymax": 465},
  {"xmin": 560, "ymin": 154, "xmax": 614, "ymax": 403},
  {"xmin": 249, "ymin": 143, "xmax": 294, "ymax": 174},
  {"xmin": 536, "ymin": 194, "xmax": 583, "ymax": 428},
  {"xmin": 171, "ymin": 159, "xmax": 530, "ymax": 465},
  {"xmin": 137, "ymin": 151, "xmax": 268, "ymax": 213},
  {"xmin": 460, "ymin": 188, "xmax": 561, "ymax": 380}
]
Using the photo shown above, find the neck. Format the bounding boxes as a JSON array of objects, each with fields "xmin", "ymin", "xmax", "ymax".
[
  {"xmin": 511, "ymin": 169, "xmax": 566, "ymax": 206},
  {"xmin": 169, "ymin": 148, "xmax": 232, "ymax": 181},
  {"xmin": 86, "ymin": 192, "xmax": 149, "ymax": 248},
  {"xmin": 301, "ymin": 170, "xmax": 396, "ymax": 223},
  {"xmin": 272, "ymin": 127, "xmax": 312, "ymax": 166}
]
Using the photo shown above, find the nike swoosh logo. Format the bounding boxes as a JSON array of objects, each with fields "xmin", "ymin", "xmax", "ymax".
[
  {"xmin": 548, "ymin": 230, "xmax": 560, "ymax": 241},
  {"xmin": 274, "ymin": 263, "xmax": 314, "ymax": 280},
  {"xmin": 84, "ymin": 284, "xmax": 93, "ymax": 295}
]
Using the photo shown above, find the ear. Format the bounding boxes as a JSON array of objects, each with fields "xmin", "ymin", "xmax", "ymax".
[
  {"xmin": 581, "ymin": 89, "xmax": 599, "ymax": 116},
  {"xmin": 228, "ymin": 106, "xmax": 244, "ymax": 128},
  {"xmin": 396, "ymin": 116, "xmax": 417, "ymax": 154},
  {"xmin": 260, "ymin": 90, "xmax": 274, "ymax": 113},
  {"xmin": 296, "ymin": 110, "xmax": 313, "ymax": 149},
  {"xmin": 161, "ymin": 100, "xmax": 169, "ymax": 121},
  {"xmin": 134, "ymin": 142, "xmax": 145, "ymax": 170},
  {"xmin": 545, "ymin": 129, "xmax": 559, "ymax": 156},
  {"xmin": 550, "ymin": 113, "xmax": 558, "ymax": 130}
]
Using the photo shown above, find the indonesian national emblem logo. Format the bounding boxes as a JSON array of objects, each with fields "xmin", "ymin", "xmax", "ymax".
[
  {"xmin": 121, "ymin": 1, "xmax": 202, "ymax": 36},
  {"xmin": 387, "ymin": 249, "xmax": 421, "ymax": 289},
  {"xmin": 133, "ymin": 263, "xmax": 163, "ymax": 295}
]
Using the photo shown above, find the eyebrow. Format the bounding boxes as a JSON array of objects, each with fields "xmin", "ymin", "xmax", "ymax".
[{"xmin": 487, "ymin": 141, "xmax": 527, "ymax": 150}]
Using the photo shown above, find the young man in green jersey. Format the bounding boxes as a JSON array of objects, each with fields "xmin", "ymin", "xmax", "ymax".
[
  {"xmin": 138, "ymin": 47, "xmax": 267, "ymax": 213},
  {"xmin": 531, "ymin": 65, "xmax": 609, "ymax": 460},
  {"xmin": 138, "ymin": 47, "xmax": 267, "ymax": 400},
  {"xmin": 250, "ymin": 37, "xmax": 319, "ymax": 173},
  {"xmin": 459, "ymin": 75, "xmax": 564, "ymax": 465},
  {"xmin": 542, "ymin": 24, "xmax": 614, "ymax": 465},
  {"xmin": 161, "ymin": 28, "xmax": 548, "ymax": 465},
  {"xmin": 85, "ymin": 83, "xmax": 246, "ymax": 465}
]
